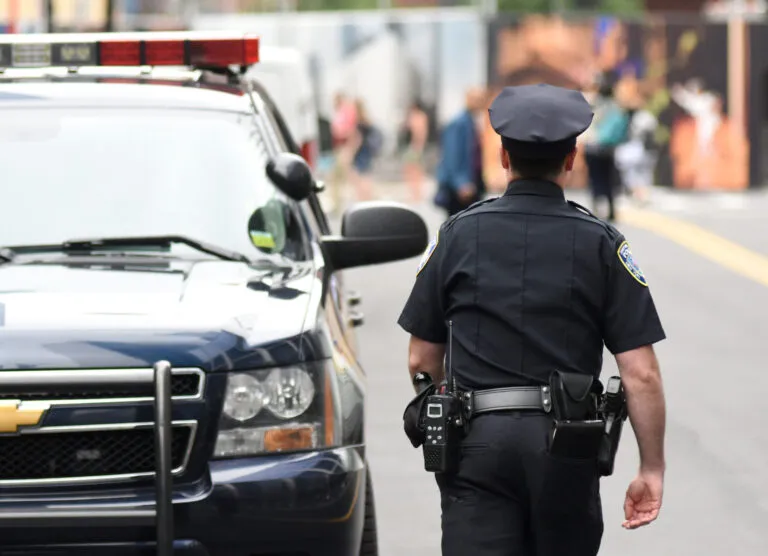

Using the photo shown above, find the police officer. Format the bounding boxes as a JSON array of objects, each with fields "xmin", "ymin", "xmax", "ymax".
[{"xmin": 398, "ymin": 83, "xmax": 667, "ymax": 556}]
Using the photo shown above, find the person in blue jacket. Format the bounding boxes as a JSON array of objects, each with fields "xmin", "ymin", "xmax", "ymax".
[
  {"xmin": 582, "ymin": 76, "xmax": 630, "ymax": 222},
  {"xmin": 434, "ymin": 88, "xmax": 486, "ymax": 217}
]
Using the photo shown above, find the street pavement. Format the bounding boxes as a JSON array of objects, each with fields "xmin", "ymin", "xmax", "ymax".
[{"xmin": 336, "ymin": 180, "xmax": 768, "ymax": 555}]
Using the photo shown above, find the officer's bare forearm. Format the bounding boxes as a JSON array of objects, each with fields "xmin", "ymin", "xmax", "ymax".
[
  {"xmin": 615, "ymin": 345, "xmax": 666, "ymax": 474},
  {"xmin": 407, "ymin": 336, "xmax": 446, "ymax": 389}
]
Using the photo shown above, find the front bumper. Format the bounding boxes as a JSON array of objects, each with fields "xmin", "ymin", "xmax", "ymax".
[{"xmin": 0, "ymin": 447, "xmax": 367, "ymax": 556}]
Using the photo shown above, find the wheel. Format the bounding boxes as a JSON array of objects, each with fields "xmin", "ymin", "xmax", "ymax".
[{"xmin": 359, "ymin": 464, "xmax": 379, "ymax": 556}]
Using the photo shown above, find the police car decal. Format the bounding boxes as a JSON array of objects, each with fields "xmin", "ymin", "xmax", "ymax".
[
  {"xmin": 417, "ymin": 232, "xmax": 439, "ymax": 275},
  {"xmin": 617, "ymin": 240, "xmax": 648, "ymax": 286},
  {"xmin": 249, "ymin": 230, "xmax": 276, "ymax": 250}
]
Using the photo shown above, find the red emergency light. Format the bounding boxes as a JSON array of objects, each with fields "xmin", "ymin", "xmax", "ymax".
[{"xmin": 0, "ymin": 32, "xmax": 260, "ymax": 70}]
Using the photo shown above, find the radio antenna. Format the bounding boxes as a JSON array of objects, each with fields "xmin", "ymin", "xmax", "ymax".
[{"xmin": 447, "ymin": 320, "xmax": 456, "ymax": 394}]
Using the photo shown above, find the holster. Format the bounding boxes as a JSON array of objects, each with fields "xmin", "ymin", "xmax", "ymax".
[
  {"xmin": 597, "ymin": 376, "xmax": 628, "ymax": 476},
  {"xmin": 548, "ymin": 370, "xmax": 602, "ymax": 422},
  {"xmin": 597, "ymin": 414, "xmax": 625, "ymax": 476},
  {"xmin": 403, "ymin": 383, "xmax": 437, "ymax": 448}
]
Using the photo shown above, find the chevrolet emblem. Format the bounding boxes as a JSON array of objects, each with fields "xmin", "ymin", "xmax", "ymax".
[{"xmin": 0, "ymin": 400, "xmax": 50, "ymax": 433}]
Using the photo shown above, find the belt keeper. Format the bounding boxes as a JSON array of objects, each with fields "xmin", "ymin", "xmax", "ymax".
[
  {"xmin": 541, "ymin": 386, "xmax": 552, "ymax": 413},
  {"xmin": 463, "ymin": 391, "xmax": 474, "ymax": 418}
]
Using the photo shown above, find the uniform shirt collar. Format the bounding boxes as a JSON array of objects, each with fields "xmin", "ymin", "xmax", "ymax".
[{"xmin": 503, "ymin": 179, "xmax": 565, "ymax": 200}]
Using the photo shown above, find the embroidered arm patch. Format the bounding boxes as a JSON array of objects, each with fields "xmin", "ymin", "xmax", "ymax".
[{"xmin": 617, "ymin": 240, "xmax": 648, "ymax": 286}]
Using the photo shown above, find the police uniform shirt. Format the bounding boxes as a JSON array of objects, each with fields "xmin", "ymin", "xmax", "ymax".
[{"xmin": 397, "ymin": 84, "xmax": 665, "ymax": 390}]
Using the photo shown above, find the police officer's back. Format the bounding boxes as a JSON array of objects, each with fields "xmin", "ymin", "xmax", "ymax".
[{"xmin": 398, "ymin": 84, "xmax": 667, "ymax": 556}]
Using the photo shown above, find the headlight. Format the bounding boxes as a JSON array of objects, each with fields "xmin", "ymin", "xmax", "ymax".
[
  {"xmin": 214, "ymin": 362, "xmax": 342, "ymax": 459},
  {"xmin": 223, "ymin": 373, "xmax": 265, "ymax": 422},
  {"xmin": 263, "ymin": 367, "xmax": 315, "ymax": 419}
]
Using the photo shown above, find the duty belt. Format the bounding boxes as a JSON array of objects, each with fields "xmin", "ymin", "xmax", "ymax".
[{"xmin": 462, "ymin": 386, "xmax": 552, "ymax": 418}]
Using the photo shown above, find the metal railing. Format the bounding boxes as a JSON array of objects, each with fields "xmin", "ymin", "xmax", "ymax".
[{"xmin": 153, "ymin": 360, "xmax": 175, "ymax": 556}]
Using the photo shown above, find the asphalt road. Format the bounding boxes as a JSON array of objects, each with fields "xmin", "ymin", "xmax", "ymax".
[{"xmin": 339, "ymin": 183, "xmax": 768, "ymax": 555}]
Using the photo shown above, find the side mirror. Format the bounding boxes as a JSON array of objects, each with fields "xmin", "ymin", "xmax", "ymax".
[
  {"xmin": 266, "ymin": 153, "xmax": 313, "ymax": 201},
  {"xmin": 321, "ymin": 201, "xmax": 429, "ymax": 271}
]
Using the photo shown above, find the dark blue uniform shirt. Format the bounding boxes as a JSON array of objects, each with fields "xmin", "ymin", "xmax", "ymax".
[{"xmin": 397, "ymin": 179, "xmax": 666, "ymax": 390}]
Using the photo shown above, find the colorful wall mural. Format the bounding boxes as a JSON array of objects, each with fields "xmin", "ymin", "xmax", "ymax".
[{"xmin": 485, "ymin": 14, "xmax": 751, "ymax": 192}]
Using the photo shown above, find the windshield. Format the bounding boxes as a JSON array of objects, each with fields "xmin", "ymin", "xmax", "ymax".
[{"xmin": 0, "ymin": 106, "xmax": 306, "ymax": 261}]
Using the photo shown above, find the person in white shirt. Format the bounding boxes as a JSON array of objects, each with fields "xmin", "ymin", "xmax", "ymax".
[
  {"xmin": 614, "ymin": 84, "xmax": 658, "ymax": 205},
  {"xmin": 670, "ymin": 80, "xmax": 722, "ymax": 158}
]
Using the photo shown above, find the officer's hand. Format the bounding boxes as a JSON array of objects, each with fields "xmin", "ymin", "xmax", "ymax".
[
  {"xmin": 458, "ymin": 183, "xmax": 476, "ymax": 203},
  {"xmin": 622, "ymin": 471, "xmax": 663, "ymax": 530}
]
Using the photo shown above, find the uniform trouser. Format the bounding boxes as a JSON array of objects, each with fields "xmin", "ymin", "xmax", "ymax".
[
  {"xmin": 445, "ymin": 190, "xmax": 480, "ymax": 218},
  {"xmin": 435, "ymin": 412, "xmax": 603, "ymax": 556},
  {"xmin": 584, "ymin": 152, "xmax": 617, "ymax": 221}
]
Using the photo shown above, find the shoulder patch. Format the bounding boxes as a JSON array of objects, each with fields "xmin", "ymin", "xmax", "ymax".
[
  {"xmin": 417, "ymin": 232, "xmax": 439, "ymax": 275},
  {"xmin": 617, "ymin": 240, "xmax": 648, "ymax": 286}
]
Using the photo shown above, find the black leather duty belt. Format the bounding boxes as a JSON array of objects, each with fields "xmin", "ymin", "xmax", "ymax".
[{"xmin": 462, "ymin": 386, "xmax": 552, "ymax": 418}]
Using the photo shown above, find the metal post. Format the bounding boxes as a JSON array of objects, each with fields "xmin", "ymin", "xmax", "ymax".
[
  {"xmin": 45, "ymin": 0, "xmax": 55, "ymax": 33},
  {"xmin": 105, "ymin": 0, "xmax": 116, "ymax": 32},
  {"xmin": 153, "ymin": 360, "xmax": 174, "ymax": 556}
]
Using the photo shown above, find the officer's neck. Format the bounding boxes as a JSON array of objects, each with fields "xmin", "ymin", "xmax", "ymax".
[{"xmin": 506, "ymin": 171, "xmax": 568, "ymax": 189}]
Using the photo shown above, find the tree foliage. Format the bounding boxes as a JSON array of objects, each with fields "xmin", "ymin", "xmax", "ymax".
[
  {"xmin": 475, "ymin": 0, "xmax": 643, "ymax": 13},
  {"xmin": 236, "ymin": 0, "xmax": 643, "ymax": 12}
]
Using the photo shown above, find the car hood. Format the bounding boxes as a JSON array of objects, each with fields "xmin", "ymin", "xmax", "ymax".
[{"xmin": 0, "ymin": 260, "xmax": 326, "ymax": 370}]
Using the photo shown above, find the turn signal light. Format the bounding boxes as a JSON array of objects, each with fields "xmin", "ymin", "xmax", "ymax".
[{"xmin": 263, "ymin": 426, "xmax": 317, "ymax": 452}]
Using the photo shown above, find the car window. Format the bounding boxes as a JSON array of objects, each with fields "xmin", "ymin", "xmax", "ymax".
[
  {"xmin": 0, "ymin": 106, "xmax": 309, "ymax": 262},
  {"xmin": 251, "ymin": 86, "xmax": 332, "ymax": 236}
]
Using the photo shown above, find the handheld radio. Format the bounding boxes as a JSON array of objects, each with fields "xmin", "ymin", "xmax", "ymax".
[{"xmin": 422, "ymin": 321, "xmax": 464, "ymax": 474}]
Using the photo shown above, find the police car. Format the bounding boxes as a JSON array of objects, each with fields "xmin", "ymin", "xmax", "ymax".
[{"xmin": 0, "ymin": 32, "xmax": 428, "ymax": 556}]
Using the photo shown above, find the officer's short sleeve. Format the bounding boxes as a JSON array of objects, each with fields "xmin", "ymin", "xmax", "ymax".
[
  {"xmin": 603, "ymin": 234, "xmax": 666, "ymax": 354},
  {"xmin": 397, "ymin": 224, "xmax": 449, "ymax": 344}
]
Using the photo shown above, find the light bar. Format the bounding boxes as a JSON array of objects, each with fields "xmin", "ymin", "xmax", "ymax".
[{"xmin": 0, "ymin": 32, "xmax": 259, "ymax": 70}]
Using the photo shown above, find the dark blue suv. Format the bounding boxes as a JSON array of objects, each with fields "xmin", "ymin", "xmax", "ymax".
[{"xmin": 0, "ymin": 32, "xmax": 428, "ymax": 556}]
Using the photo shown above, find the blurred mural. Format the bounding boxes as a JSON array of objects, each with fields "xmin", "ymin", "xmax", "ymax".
[{"xmin": 486, "ymin": 14, "xmax": 750, "ymax": 192}]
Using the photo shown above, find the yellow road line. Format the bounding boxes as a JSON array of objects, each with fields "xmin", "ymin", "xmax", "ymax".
[{"xmin": 618, "ymin": 207, "xmax": 768, "ymax": 288}]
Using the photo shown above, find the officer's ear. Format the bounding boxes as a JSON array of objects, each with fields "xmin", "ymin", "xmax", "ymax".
[
  {"xmin": 564, "ymin": 147, "xmax": 578, "ymax": 172},
  {"xmin": 500, "ymin": 145, "xmax": 510, "ymax": 170}
]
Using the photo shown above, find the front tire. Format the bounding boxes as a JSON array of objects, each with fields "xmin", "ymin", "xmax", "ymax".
[{"xmin": 359, "ymin": 464, "xmax": 378, "ymax": 556}]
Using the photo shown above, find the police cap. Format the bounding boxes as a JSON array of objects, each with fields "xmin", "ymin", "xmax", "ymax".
[{"xmin": 488, "ymin": 83, "xmax": 594, "ymax": 159}]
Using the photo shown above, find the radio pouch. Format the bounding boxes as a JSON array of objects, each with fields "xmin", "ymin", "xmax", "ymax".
[
  {"xmin": 403, "ymin": 383, "xmax": 437, "ymax": 448},
  {"xmin": 548, "ymin": 370, "xmax": 601, "ymax": 421}
]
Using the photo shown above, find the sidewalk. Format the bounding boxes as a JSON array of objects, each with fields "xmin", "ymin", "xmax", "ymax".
[{"xmin": 318, "ymin": 175, "xmax": 768, "ymax": 220}]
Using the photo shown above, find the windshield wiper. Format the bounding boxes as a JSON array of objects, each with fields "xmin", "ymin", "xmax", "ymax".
[{"xmin": 3, "ymin": 235, "xmax": 252, "ymax": 263}]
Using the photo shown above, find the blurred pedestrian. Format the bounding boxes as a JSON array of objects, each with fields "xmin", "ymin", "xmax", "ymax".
[
  {"xmin": 582, "ymin": 77, "xmax": 629, "ymax": 222},
  {"xmin": 614, "ymin": 82, "xmax": 658, "ymax": 205},
  {"xmin": 401, "ymin": 101, "xmax": 430, "ymax": 204},
  {"xmin": 349, "ymin": 99, "xmax": 382, "ymax": 202},
  {"xmin": 329, "ymin": 92, "xmax": 358, "ymax": 213},
  {"xmin": 434, "ymin": 87, "xmax": 486, "ymax": 218},
  {"xmin": 671, "ymin": 79, "xmax": 721, "ymax": 159}
]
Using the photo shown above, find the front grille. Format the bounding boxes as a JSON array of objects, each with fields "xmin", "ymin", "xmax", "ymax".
[
  {"xmin": 0, "ymin": 373, "xmax": 201, "ymax": 401},
  {"xmin": 0, "ymin": 426, "xmax": 192, "ymax": 482}
]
